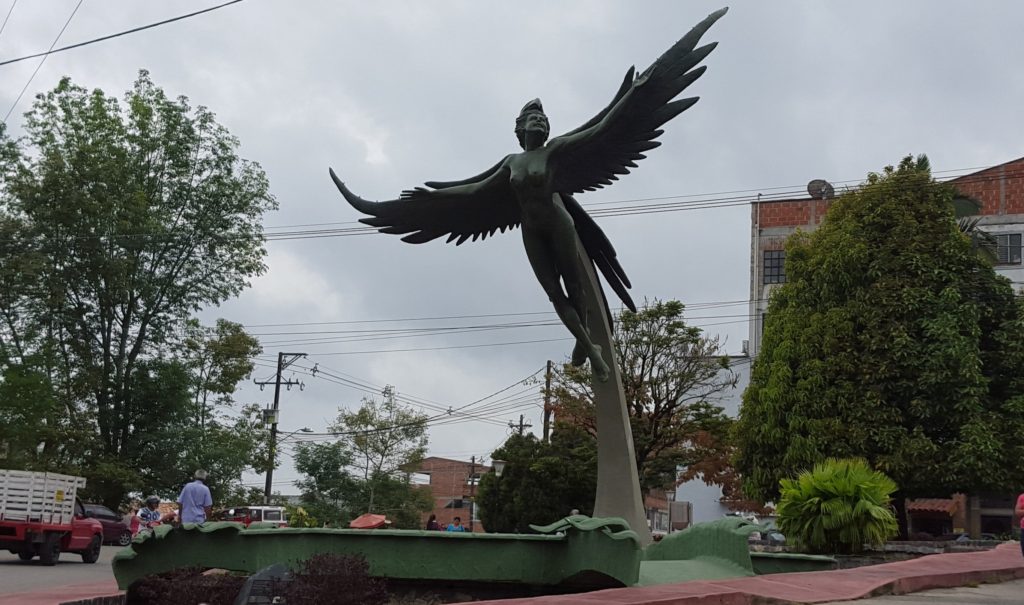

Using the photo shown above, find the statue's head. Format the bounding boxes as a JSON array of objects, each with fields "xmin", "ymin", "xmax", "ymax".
[{"xmin": 515, "ymin": 98, "xmax": 549, "ymax": 149}]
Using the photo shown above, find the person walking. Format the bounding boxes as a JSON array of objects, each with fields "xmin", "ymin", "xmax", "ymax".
[
  {"xmin": 446, "ymin": 516, "xmax": 466, "ymax": 532},
  {"xmin": 178, "ymin": 470, "xmax": 213, "ymax": 524},
  {"xmin": 1015, "ymin": 490, "xmax": 1024, "ymax": 556}
]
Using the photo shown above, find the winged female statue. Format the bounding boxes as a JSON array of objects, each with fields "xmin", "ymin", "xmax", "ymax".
[{"xmin": 331, "ymin": 8, "xmax": 727, "ymax": 382}]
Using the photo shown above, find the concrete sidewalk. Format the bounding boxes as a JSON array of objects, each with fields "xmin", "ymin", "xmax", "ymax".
[
  {"xmin": 465, "ymin": 542, "xmax": 1024, "ymax": 605},
  {"xmin": 0, "ymin": 580, "xmax": 119, "ymax": 605}
]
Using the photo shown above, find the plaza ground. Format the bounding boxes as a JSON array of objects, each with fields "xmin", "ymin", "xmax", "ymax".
[
  {"xmin": 0, "ymin": 542, "xmax": 1022, "ymax": 605},
  {"xmin": 0, "ymin": 548, "xmax": 117, "ymax": 604}
]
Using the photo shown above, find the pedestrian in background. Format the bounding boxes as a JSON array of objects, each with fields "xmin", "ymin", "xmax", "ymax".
[
  {"xmin": 1015, "ymin": 490, "xmax": 1024, "ymax": 556},
  {"xmin": 426, "ymin": 514, "xmax": 440, "ymax": 531},
  {"xmin": 178, "ymin": 469, "xmax": 213, "ymax": 524},
  {"xmin": 446, "ymin": 516, "xmax": 466, "ymax": 532}
]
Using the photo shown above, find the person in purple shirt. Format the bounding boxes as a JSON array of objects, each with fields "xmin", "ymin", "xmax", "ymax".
[{"xmin": 177, "ymin": 469, "xmax": 213, "ymax": 524}]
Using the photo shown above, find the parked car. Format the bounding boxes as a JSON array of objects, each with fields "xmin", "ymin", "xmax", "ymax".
[
  {"xmin": 219, "ymin": 506, "xmax": 289, "ymax": 528},
  {"xmin": 82, "ymin": 503, "xmax": 132, "ymax": 546}
]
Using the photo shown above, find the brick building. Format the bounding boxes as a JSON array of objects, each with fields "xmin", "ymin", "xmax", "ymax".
[
  {"xmin": 749, "ymin": 157, "xmax": 1024, "ymax": 357},
  {"xmin": 415, "ymin": 456, "xmax": 488, "ymax": 532},
  {"xmin": 747, "ymin": 156, "xmax": 1024, "ymax": 537}
]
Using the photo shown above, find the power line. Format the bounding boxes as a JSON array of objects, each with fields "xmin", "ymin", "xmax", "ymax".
[
  {"xmin": 0, "ymin": 0, "xmax": 18, "ymax": 42},
  {"xmin": 249, "ymin": 360, "xmax": 545, "ymax": 433},
  {"xmin": 274, "ymin": 336, "xmax": 574, "ymax": 357},
  {"xmin": 0, "ymin": 163, "xmax": 1015, "ymax": 248},
  {"xmin": 242, "ymin": 298, "xmax": 756, "ymax": 329},
  {"xmin": 0, "ymin": 0, "xmax": 245, "ymax": 68},
  {"xmin": 3, "ymin": 0, "xmax": 84, "ymax": 124},
  {"xmin": 252, "ymin": 164, "xmax": 1002, "ymax": 235}
]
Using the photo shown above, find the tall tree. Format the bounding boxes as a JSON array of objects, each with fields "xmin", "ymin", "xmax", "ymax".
[
  {"xmin": 550, "ymin": 300, "xmax": 737, "ymax": 495},
  {"xmin": 735, "ymin": 156, "xmax": 1024, "ymax": 511},
  {"xmin": 0, "ymin": 72, "xmax": 275, "ymax": 505}
]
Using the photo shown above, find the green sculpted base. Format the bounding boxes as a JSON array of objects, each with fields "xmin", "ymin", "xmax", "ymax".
[{"xmin": 113, "ymin": 516, "xmax": 834, "ymax": 593}]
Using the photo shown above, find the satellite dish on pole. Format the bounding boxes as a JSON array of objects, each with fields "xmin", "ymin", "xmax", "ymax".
[{"xmin": 807, "ymin": 179, "xmax": 834, "ymax": 200}]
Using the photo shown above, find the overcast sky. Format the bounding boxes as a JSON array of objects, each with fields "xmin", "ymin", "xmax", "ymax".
[{"xmin": 2, "ymin": 1, "xmax": 1022, "ymax": 492}]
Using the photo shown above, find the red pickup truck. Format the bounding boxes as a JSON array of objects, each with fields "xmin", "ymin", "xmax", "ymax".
[{"xmin": 0, "ymin": 470, "xmax": 104, "ymax": 565}]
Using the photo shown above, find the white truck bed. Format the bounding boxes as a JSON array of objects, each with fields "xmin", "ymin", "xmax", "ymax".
[{"xmin": 0, "ymin": 469, "xmax": 86, "ymax": 525}]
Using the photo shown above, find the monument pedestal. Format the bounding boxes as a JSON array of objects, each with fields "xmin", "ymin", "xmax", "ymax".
[{"xmin": 567, "ymin": 199, "xmax": 652, "ymax": 547}]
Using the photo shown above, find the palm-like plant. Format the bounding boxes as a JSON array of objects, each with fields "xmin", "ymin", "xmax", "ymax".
[
  {"xmin": 954, "ymin": 198, "xmax": 998, "ymax": 263},
  {"xmin": 776, "ymin": 458, "xmax": 898, "ymax": 554},
  {"xmin": 915, "ymin": 154, "xmax": 997, "ymax": 262}
]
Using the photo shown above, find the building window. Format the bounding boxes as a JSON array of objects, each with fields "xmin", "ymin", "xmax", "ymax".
[
  {"xmin": 995, "ymin": 233, "xmax": 1022, "ymax": 265},
  {"xmin": 763, "ymin": 250, "xmax": 786, "ymax": 284}
]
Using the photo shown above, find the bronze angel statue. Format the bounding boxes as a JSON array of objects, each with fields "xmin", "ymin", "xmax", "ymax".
[{"xmin": 331, "ymin": 8, "xmax": 727, "ymax": 381}]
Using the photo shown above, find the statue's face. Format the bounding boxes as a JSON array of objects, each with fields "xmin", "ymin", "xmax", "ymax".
[
  {"xmin": 522, "ymin": 111, "xmax": 549, "ymax": 138},
  {"xmin": 516, "ymin": 110, "xmax": 549, "ymax": 148}
]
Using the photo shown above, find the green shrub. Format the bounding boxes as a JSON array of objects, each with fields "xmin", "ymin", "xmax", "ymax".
[{"xmin": 776, "ymin": 458, "xmax": 898, "ymax": 554}]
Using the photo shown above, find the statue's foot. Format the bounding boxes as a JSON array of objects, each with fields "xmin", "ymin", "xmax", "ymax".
[
  {"xmin": 571, "ymin": 341, "xmax": 588, "ymax": 366},
  {"xmin": 590, "ymin": 345, "xmax": 610, "ymax": 382}
]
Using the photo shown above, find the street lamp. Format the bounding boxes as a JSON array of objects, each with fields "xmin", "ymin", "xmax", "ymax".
[
  {"xmin": 491, "ymin": 459, "xmax": 506, "ymax": 477},
  {"xmin": 278, "ymin": 427, "xmax": 313, "ymax": 442}
]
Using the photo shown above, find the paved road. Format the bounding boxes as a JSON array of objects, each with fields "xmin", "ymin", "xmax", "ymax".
[
  {"xmin": 0, "ymin": 546, "xmax": 117, "ymax": 594},
  {"xmin": 819, "ymin": 578, "xmax": 1024, "ymax": 604}
]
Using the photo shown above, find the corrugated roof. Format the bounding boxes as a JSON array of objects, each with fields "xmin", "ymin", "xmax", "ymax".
[{"xmin": 906, "ymin": 498, "xmax": 957, "ymax": 515}]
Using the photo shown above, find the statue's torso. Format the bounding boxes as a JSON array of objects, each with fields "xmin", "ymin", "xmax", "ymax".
[{"xmin": 507, "ymin": 148, "xmax": 562, "ymax": 228}]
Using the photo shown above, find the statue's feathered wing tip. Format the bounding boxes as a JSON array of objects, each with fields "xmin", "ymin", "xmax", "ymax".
[{"xmin": 328, "ymin": 167, "xmax": 375, "ymax": 212}]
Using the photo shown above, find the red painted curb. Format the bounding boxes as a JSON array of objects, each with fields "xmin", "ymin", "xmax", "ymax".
[{"xmin": 463, "ymin": 542, "xmax": 1024, "ymax": 604}]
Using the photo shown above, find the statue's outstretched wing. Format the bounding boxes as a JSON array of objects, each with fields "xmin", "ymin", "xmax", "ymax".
[
  {"xmin": 549, "ymin": 7, "xmax": 727, "ymax": 195},
  {"xmin": 329, "ymin": 160, "xmax": 520, "ymax": 245}
]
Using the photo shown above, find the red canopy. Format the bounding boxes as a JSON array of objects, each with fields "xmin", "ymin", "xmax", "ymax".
[{"xmin": 349, "ymin": 513, "xmax": 387, "ymax": 529}]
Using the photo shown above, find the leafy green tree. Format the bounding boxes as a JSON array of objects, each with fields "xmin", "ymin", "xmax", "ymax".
[
  {"xmin": 292, "ymin": 393, "xmax": 432, "ymax": 527},
  {"xmin": 335, "ymin": 390, "xmax": 428, "ymax": 515},
  {"xmin": 181, "ymin": 319, "xmax": 263, "ymax": 429},
  {"xmin": 0, "ymin": 72, "xmax": 275, "ymax": 506},
  {"xmin": 776, "ymin": 458, "xmax": 898, "ymax": 554},
  {"xmin": 0, "ymin": 357, "xmax": 92, "ymax": 471},
  {"xmin": 735, "ymin": 156, "xmax": 1024, "ymax": 512},
  {"xmin": 550, "ymin": 300, "xmax": 736, "ymax": 494},
  {"xmin": 477, "ymin": 423, "xmax": 597, "ymax": 532},
  {"xmin": 293, "ymin": 441, "xmax": 357, "ymax": 527}
]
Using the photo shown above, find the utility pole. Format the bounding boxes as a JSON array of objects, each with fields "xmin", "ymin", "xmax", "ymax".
[
  {"xmin": 542, "ymin": 360, "xmax": 553, "ymax": 442},
  {"xmin": 468, "ymin": 455, "xmax": 476, "ymax": 532},
  {"xmin": 255, "ymin": 352, "xmax": 306, "ymax": 504},
  {"xmin": 509, "ymin": 414, "xmax": 532, "ymax": 436}
]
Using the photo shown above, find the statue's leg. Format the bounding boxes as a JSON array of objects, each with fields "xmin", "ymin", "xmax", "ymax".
[
  {"xmin": 546, "ymin": 217, "xmax": 610, "ymax": 382},
  {"xmin": 521, "ymin": 227, "xmax": 608, "ymax": 380}
]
